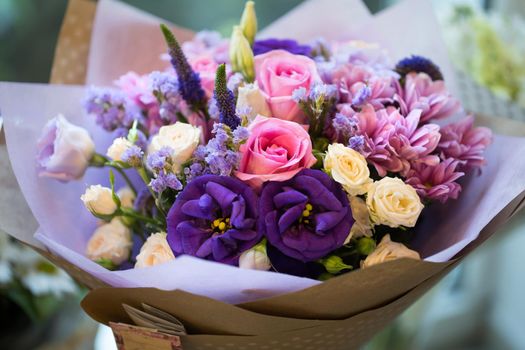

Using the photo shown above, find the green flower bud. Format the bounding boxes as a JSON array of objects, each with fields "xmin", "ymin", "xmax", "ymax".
[
  {"xmin": 229, "ymin": 25, "xmax": 255, "ymax": 82},
  {"xmin": 320, "ymin": 255, "xmax": 353, "ymax": 274},
  {"xmin": 240, "ymin": 1, "xmax": 257, "ymax": 46},
  {"xmin": 357, "ymin": 237, "xmax": 376, "ymax": 256}
]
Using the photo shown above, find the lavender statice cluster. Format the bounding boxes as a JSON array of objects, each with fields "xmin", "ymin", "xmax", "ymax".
[
  {"xmin": 332, "ymin": 112, "xmax": 357, "ymax": 140},
  {"xmin": 146, "ymin": 147, "xmax": 183, "ymax": 193},
  {"xmin": 331, "ymin": 113, "xmax": 366, "ymax": 152},
  {"xmin": 84, "ymin": 87, "xmax": 141, "ymax": 132},
  {"xmin": 183, "ymin": 124, "xmax": 249, "ymax": 181},
  {"xmin": 149, "ymin": 71, "xmax": 182, "ymax": 124},
  {"xmin": 292, "ymin": 83, "xmax": 338, "ymax": 106}
]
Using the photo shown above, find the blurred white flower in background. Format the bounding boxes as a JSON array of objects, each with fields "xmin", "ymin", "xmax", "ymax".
[
  {"xmin": 0, "ymin": 231, "xmax": 78, "ymax": 299},
  {"xmin": 436, "ymin": 2, "xmax": 525, "ymax": 107}
]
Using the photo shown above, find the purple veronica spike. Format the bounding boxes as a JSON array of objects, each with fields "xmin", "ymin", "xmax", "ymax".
[
  {"xmin": 166, "ymin": 175, "xmax": 261, "ymax": 265},
  {"xmin": 214, "ymin": 64, "xmax": 240, "ymax": 130},
  {"xmin": 161, "ymin": 24, "xmax": 206, "ymax": 109}
]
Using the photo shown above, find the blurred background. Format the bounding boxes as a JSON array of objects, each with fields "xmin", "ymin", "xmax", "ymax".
[{"xmin": 1, "ymin": 0, "xmax": 524, "ymax": 349}]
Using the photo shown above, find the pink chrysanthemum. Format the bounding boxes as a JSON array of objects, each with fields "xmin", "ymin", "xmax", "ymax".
[
  {"xmin": 331, "ymin": 64, "xmax": 397, "ymax": 110},
  {"xmin": 347, "ymin": 105, "xmax": 441, "ymax": 177},
  {"xmin": 437, "ymin": 115, "xmax": 493, "ymax": 170},
  {"xmin": 396, "ymin": 72, "xmax": 461, "ymax": 123},
  {"xmin": 405, "ymin": 158, "xmax": 465, "ymax": 203}
]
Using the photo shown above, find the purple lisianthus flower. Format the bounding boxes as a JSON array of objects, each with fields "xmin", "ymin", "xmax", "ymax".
[
  {"xmin": 259, "ymin": 169, "xmax": 353, "ymax": 262},
  {"xmin": 167, "ymin": 175, "xmax": 261, "ymax": 265},
  {"xmin": 253, "ymin": 38, "xmax": 312, "ymax": 57},
  {"xmin": 36, "ymin": 115, "xmax": 95, "ymax": 181}
]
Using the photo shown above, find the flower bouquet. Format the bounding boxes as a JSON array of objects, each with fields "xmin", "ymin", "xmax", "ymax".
[{"xmin": 1, "ymin": 0, "xmax": 525, "ymax": 348}]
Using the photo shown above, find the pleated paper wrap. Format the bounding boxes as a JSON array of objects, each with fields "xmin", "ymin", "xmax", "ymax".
[{"xmin": 1, "ymin": 0, "xmax": 525, "ymax": 349}]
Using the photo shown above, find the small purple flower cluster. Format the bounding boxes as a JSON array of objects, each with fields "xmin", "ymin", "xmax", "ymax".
[
  {"xmin": 146, "ymin": 147, "xmax": 183, "ymax": 193},
  {"xmin": 84, "ymin": 87, "xmax": 141, "ymax": 131},
  {"xmin": 149, "ymin": 71, "xmax": 182, "ymax": 123},
  {"xmin": 184, "ymin": 124, "xmax": 249, "ymax": 181}
]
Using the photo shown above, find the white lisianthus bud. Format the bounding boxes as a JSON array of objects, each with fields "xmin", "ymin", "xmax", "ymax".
[
  {"xmin": 147, "ymin": 122, "xmax": 201, "ymax": 173},
  {"xmin": 229, "ymin": 25, "xmax": 255, "ymax": 82},
  {"xmin": 36, "ymin": 114, "xmax": 95, "ymax": 181},
  {"xmin": 366, "ymin": 177, "xmax": 424, "ymax": 228},
  {"xmin": 239, "ymin": 242, "xmax": 271, "ymax": 271},
  {"xmin": 361, "ymin": 234, "xmax": 420, "ymax": 268},
  {"xmin": 116, "ymin": 187, "xmax": 135, "ymax": 209},
  {"xmin": 86, "ymin": 218, "xmax": 132, "ymax": 266},
  {"xmin": 135, "ymin": 232, "xmax": 175, "ymax": 268},
  {"xmin": 81, "ymin": 185, "xmax": 118, "ymax": 216},
  {"xmin": 324, "ymin": 143, "xmax": 372, "ymax": 196},
  {"xmin": 106, "ymin": 137, "xmax": 133, "ymax": 161},
  {"xmin": 240, "ymin": 1, "xmax": 257, "ymax": 46},
  {"xmin": 236, "ymin": 82, "xmax": 271, "ymax": 120}
]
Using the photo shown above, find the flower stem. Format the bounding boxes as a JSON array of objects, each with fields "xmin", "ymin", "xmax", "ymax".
[
  {"xmin": 137, "ymin": 167, "xmax": 168, "ymax": 219},
  {"xmin": 110, "ymin": 166, "xmax": 137, "ymax": 195},
  {"xmin": 121, "ymin": 208, "xmax": 164, "ymax": 228}
]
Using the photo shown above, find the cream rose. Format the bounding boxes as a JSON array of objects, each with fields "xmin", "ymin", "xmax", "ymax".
[
  {"xmin": 236, "ymin": 82, "xmax": 271, "ymax": 120},
  {"xmin": 81, "ymin": 185, "xmax": 118, "ymax": 216},
  {"xmin": 361, "ymin": 234, "xmax": 420, "ymax": 268},
  {"xmin": 86, "ymin": 219, "xmax": 132, "ymax": 265},
  {"xmin": 106, "ymin": 137, "xmax": 133, "ymax": 161},
  {"xmin": 345, "ymin": 196, "xmax": 373, "ymax": 244},
  {"xmin": 135, "ymin": 232, "xmax": 175, "ymax": 268},
  {"xmin": 366, "ymin": 177, "xmax": 423, "ymax": 228},
  {"xmin": 147, "ymin": 122, "xmax": 201, "ymax": 172},
  {"xmin": 117, "ymin": 187, "xmax": 135, "ymax": 209},
  {"xmin": 324, "ymin": 144, "xmax": 372, "ymax": 196}
]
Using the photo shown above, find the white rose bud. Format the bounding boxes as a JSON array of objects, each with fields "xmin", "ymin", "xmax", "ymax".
[
  {"xmin": 106, "ymin": 137, "xmax": 133, "ymax": 161},
  {"xmin": 36, "ymin": 114, "xmax": 95, "ymax": 181},
  {"xmin": 239, "ymin": 244, "xmax": 271, "ymax": 271},
  {"xmin": 117, "ymin": 187, "xmax": 135, "ymax": 209},
  {"xmin": 147, "ymin": 122, "xmax": 201, "ymax": 173},
  {"xmin": 135, "ymin": 232, "xmax": 175, "ymax": 269},
  {"xmin": 361, "ymin": 234, "xmax": 420, "ymax": 268},
  {"xmin": 81, "ymin": 184, "xmax": 118, "ymax": 216},
  {"xmin": 366, "ymin": 177, "xmax": 424, "ymax": 228},
  {"xmin": 324, "ymin": 143, "xmax": 372, "ymax": 196},
  {"xmin": 86, "ymin": 218, "xmax": 132, "ymax": 265},
  {"xmin": 345, "ymin": 196, "xmax": 373, "ymax": 244},
  {"xmin": 236, "ymin": 82, "xmax": 271, "ymax": 120}
]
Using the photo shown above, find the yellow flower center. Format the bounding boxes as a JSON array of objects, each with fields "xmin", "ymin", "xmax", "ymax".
[
  {"xmin": 211, "ymin": 217, "xmax": 231, "ymax": 234},
  {"xmin": 300, "ymin": 203, "xmax": 314, "ymax": 225}
]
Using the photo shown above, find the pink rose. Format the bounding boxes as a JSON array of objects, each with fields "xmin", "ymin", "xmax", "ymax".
[
  {"xmin": 236, "ymin": 116, "xmax": 317, "ymax": 188},
  {"xmin": 255, "ymin": 50, "xmax": 321, "ymax": 123},
  {"xmin": 189, "ymin": 54, "xmax": 219, "ymax": 98}
]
